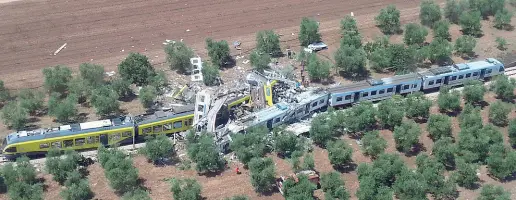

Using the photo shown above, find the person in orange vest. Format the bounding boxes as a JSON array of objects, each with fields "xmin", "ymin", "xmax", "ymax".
[{"xmin": 236, "ymin": 167, "xmax": 240, "ymax": 174}]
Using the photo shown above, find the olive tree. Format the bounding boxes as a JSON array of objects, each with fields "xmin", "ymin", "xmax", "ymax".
[
  {"xmin": 1, "ymin": 101, "xmax": 28, "ymax": 130},
  {"xmin": 490, "ymin": 75, "xmax": 515, "ymax": 101},
  {"xmin": 139, "ymin": 134, "xmax": 175, "ymax": 164},
  {"xmin": 229, "ymin": 126, "xmax": 268, "ymax": 166},
  {"xmin": 462, "ymin": 80, "xmax": 485, "ymax": 104},
  {"xmin": 377, "ymin": 98, "xmax": 404, "ymax": 129},
  {"xmin": 432, "ymin": 137, "xmax": 457, "ymax": 168},
  {"xmin": 509, "ymin": 119, "xmax": 516, "ymax": 148},
  {"xmin": 248, "ymin": 157, "xmax": 276, "ymax": 193},
  {"xmin": 433, "ymin": 20, "xmax": 451, "ymax": 41},
  {"xmin": 405, "ymin": 92, "xmax": 432, "ymax": 120},
  {"xmin": 455, "ymin": 35, "xmax": 477, "ymax": 57},
  {"xmin": 459, "ymin": 11, "xmax": 482, "ymax": 37},
  {"xmin": 201, "ymin": 63, "xmax": 220, "ymax": 86},
  {"xmin": 444, "ymin": 0, "xmax": 468, "ymax": 24},
  {"xmin": 48, "ymin": 93, "xmax": 78, "ymax": 123},
  {"xmin": 393, "ymin": 120, "xmax": 421, "ymax": 153},
  {"xmin": 138, "ymin": 86, "xmax": 157, "ymax": 109},
  {"xmin": 452, "ymin": 160, "xmax": 479, "ymax": 188},
  {"xmin": 205, "ymin": 38, "xmax": 231, "ymax": 67},
  {"xmin": 437, "ymin": 86, "xmax": 461, "ymax": 113},
  {"xmin": 420, "ymin": 0, "xmax": 442, "ymax": 27},
  {"xmin": 327, "ymin": 140, "xmax": 353, "ymax": 169},
  {"xmin": 361, "ymin": 131, "xmax": 387, "ymax": 158},
  {"xmin": 79, "ymin": 63, "xmax": 105, "ymax": 87},
  {"xmin": 186, "ymin": 132, "xmax": 226, "ymax": 174},
  {"xmin": 489, "ymin": 100, "xmax": 511, "ymax": 126},
  {"xmin": 17, "ymin": 89, "xmax": 45, "ymax": 115},
  {"xmin": 256, "ymin": 30, "xmax": 281, "ymax": 56},
  {"xmin": 404, "ymin": 23, "xmax": 428, "ymax": 46},
  {"xmin": 427, "ymin": 114, "xmax": 452, "ymax": 141},
  {"xmin": 478, "ymin": 184, "xmax": 511, "ymax": 200},
  {"xmin": 428, "ymin": 38, "xmax": 453, "ymax": 65},
  {"xmin": 494, "ymin": 9, "xmax": 513, "ymax": 30},
  {"xmin": 43, "ymin": 65, "xmax": 72, "ymax": 94},
  {"xmin": 306, "ymin": 54, "xmax": 331, "ymax": 81},
  {"xmin": 334, "ymin": 45, "xmax": 367, "ymax": 77},
  {"xmin": 118, "ymin": 52, "xmax": 155, "ymax": 86},
  {"xmin": 321, "ymin": 171, "xmax": 350, "ymax": 200},
  {"xmin": 250, "ymin": 51, "xmax": 271, "ymax": 72},
  {"xmin": 91, "ymin": 85, "xmax": 120, "ymax": 116},
  {"xmin": 340, "ymin": 15, "xmax": 362, "ymax": 48},
  {"xmin": 60, "ymin": 170, "xmax": 93, "ymax": 200},
  {"xmin": 170, "ymin": 178, "xmax": 202, "ymax": 200},
  {"xmin": 165, "ymin": 41, "xmax": 194, "ymax": 73},
  {"xmin": 375, "ymin": 5, "xmax": 401, "ymax": 34},
  {"xmin": 298, "ymin": 17, "xmax": 321, "ymax": 46}
]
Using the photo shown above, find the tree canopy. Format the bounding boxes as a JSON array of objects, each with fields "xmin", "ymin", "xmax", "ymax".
[
  {"xmin": 256, "ymin": 30, "xmax": 282, "ymax": 56},
  {"xmin": 170, "ymin": 178, "xmax": 202, "ymax": 200},
  {"xmin": 433, "ymin": 20, "xmax": 451, "ymax": 41},
  {"xmin": 230, "ymin": 126, "xmax": 268, "ymax": 166},
  {"xmin": 478, "ymin": 184, "xmax": 511, "ymax": 200},
  {"xmin": 306, "ymin": 54, "xmax": 331, "ymax": 81},
  {"xmin": 138, "ymin": 85, "xmax": 157, "ymax": 109},
  {"xmin": 490, "ymin": 75, "xmax": 515, "ymax": 101},
  {"xmin": 205, "ymin": 38, "xmax": 231, "ymax": 67},
  {"xmin": 420, "ymin": 0, "xmax": 442, "ymax": 27},
  {"xmin": 459, "ymin": 11, "xmax": 482, "ymax": 37},
  {"xmin": 248, "ymin": 157, "xmax": 276, "ymax": 193},
  {"xmin": 393, "ymin": 120, "xmax": 422, "ymax": 153},
  {"xmin": 250, "ymin": 51, "xmax": 271, "ymax": 72},
  {"xmin": 90, "ymin": 85, "xmax": 120, "ymax": 116},
  {"xmin": 462, "ymin": 80, "xmax": 485, "ymax": 104},
  {"xmin": 43, "ymin": 65, "xmax": 72, "ymax": 94},
  {"xmin": 1, "ymin": 101, "xmax": 28, "ymax": 130},
  {"xmin": 361, "ymin": 130, "xmax": 388, "ymax": 158},
  {"xmin": 186, "ymin": 131, "xmax": 226, "ymax": 174},
  {"xmin": 375, "ymin": 5, "xmax": 401, "ymax": 34},
  {"xmin": 327, "ymin": 139, "xmax": 353, "ymax": 169},
  {"xmin": 139, "ymin": 134, "xmax": 175, "ymax": 164},
  {"xmin": 334, "ymin": 44, "xmax": 367, "ymax": 77},
  {"xmin": 404, "ymin": 23, "xmax": 429, "ymax": 46},
  {"xmin": 489, "ymin": 100, "xmax": 510, "ymax": 126},
  {"xmin": 298, "ymin": 17, "xmax": 322, "ymax": 46},
  {"xmin": 118, "ymin": 52, "xmax": 155, "ymax": 86},
  {"xmin": 427, "ymin": 114, "xmax": 452, "ymax": 141},
  {"xmin": 455, "ymin": 35, "xmax": 477, "ymax": 57},
  {"xmin": 165, "ymin": 41, "xmax": 194, "ymax": 73},
  {"xmin": 437, "ymin": 86, "xmax": 461, "ymax": 113}
]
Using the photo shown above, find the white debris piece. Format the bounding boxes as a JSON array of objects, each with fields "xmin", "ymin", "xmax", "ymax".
[
  {"xmin": 186, "ymin": 29, "xmax": 190, "ymax": 32},
  {"xmin": 105, "ymin": 71, "xmax": 116, "ymax": 77},
  {"xmin": 53, "ymin": 43, "xmax": 67, "ymax": 55},
  {"xmin": 242, "ymin": 60, "xmax": 250, "ymax": 64},
  {"xmin": 190, "ymin": 57, "xmax": 203, "ymax": 82},
  {"xmin": 351, "ymin": 12, "xmax": 354, "ymax": 16}
]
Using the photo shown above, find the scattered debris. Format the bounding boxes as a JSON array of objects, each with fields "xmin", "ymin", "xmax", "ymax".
[
  {"xmin": 242, "ymin": 60, "xmax": 250, "ymax": 64},
  {"xmin": 190, "ymin": 57, "xmax": 203, "ymax": 82},
  {"xmin": 105, "ymin": 71, "xmax": 116, "ymax": 77},
  {"xmin": 53, "ymin": 43, "xmax": 67, "ymax": 55}
]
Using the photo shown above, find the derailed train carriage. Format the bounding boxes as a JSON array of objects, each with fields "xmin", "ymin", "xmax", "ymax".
[{"xmin": 0, "ymin": 58, "xmax": 506, "ymax": 156}]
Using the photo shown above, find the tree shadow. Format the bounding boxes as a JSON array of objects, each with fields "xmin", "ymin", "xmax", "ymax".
[
  {"xmin": 198, "ymin": 169, "xmax": 225, "ymax": 178},
  {"xmin": 404, "ymin": 143, "xmax": 426, "ymax": 157},
  {"xmin": 333, "ymin": 163, "xmax": 357, "ymax": 173},
  {"xmin": 258, "ymin": 186, "xmax": 280, "ymax": 197},
  {"xmin": 338, "ymin": 70, "xmax": 371, "ymax": 81},
  {"xmin": 472, "ymin": 101, "xmax": 489, "ymax": 109},
  {"xmin": 460, "ymin": 53, "xmax": 479, "ymax": 61},
  {"xmin": 442, "ymin": 107, "xmax": 463, "ymax": 117},
  {"xmin": 412, "ymin": 117, "xmax": 429, "ymax": 124},
  {"xmin": 503, "ymin": 25, "xmax": 515, "ymax": 31},
  {"xmin": 27, "ymin": 117, "xmax": 40, "ymax": 124},
  {"xmin": 119, "ymin": 93, "xmax": 137, "ymax": 102}
]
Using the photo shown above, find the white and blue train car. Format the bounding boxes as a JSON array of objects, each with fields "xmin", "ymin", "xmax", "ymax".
[
  {"xmin": 328, "ymin": 73, "xmax": 422, "ymax": 107},
  {"xmin": 419, "ymin": 58, "xmax": 505, "ymax": 90}
]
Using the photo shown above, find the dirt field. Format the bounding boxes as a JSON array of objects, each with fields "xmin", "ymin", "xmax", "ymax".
[{"xmin": 0, "ymin": 0, "xmax": 434, "ymax": 90}]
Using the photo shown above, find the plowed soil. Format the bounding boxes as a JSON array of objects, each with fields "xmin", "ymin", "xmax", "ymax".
[{"xmin": 0, "ymin": 0, "xmax": 433, "ymax": 89}]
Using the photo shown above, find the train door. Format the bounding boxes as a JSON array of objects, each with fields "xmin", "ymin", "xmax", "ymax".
[
  {"xmin": 395, "ymin": 85, "xmax": 402, "ymax": 94},
  {"xmin": 444, "ymin": 76, "xmax": 450, "ymax": 85},
  {"xmin": 480, "ymin": 69, "xmax": 486, "ymax": 79},
  {"xmin": 99, "ymin": 134, "xmax": 108, "ymax": 146},
  {"xmin": 353, "ymin": 92, "xmax": 360, "ymax": 102},
  {"xmin": 305, "ymin": 104, "xmax": 310, "ymax": 115}
]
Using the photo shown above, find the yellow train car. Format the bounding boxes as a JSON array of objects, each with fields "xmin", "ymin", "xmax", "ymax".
[
  {"xmin": 136, "ymin": 110, "xmax": 194, "ymax": 137},
  {"xmin": 1, "ymin": 116, "xmax": 135, "ymax": 158},
  {"xmin": 227, "ymin": 95, "xmax": 251, "ymax": 110},
  {"xmin": 264, "ymin": 80, "xmax": 277, "ymax": 106}
]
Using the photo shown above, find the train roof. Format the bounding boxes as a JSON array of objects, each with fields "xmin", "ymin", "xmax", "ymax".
[
  {"xmin": 6, "ymin": 116, "xmax": 134, "ymax": 145},
  {"xmin": 295, "ymin": 89, "xmax": 328, "ymax": 104},
  {"xmin": 418, "ymin": 58, "xmax": 503, "ymax": 78},
  {"xmin": 135, "ymin": 105, "xmax": 195, "ymax": 124},
  {"xmin": 238, "ymin": 102, "xmax": 290, "ymax": 127},
  {"xmin": 327, "ymin": 81, "xmax": 371, "ymax": 93},
  {"xmin": 381, "ymin": 73, "xmax": 421, "ymax": 85}
]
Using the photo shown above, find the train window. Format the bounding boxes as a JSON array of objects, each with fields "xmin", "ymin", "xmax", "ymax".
[
  {"xmin": 403, "ymin": 85, "xmax": 410, "ymax": 90},
  {"xmin": 458, "ymin": 75, "xmax": 464, "ymax": 79},
  {"xmin": 153, "ymin": 125, "xmax": 163, "ymax": 133},
  {"xmin": 274, "ymin": 118, "xmax": 280, "ymax": 123},
  {"xmin": 412, "ymin": 84, "xmax": 417, "ymax": 88},
  {"xmin": 51, "ymin": 141, "xmax": 62, "ymax": 148},
  {"xmin": 174, "ymin": 121, "xmax": 183, "ymax": 129},
  {"xmin": 5, "ymin": 147, "xmax": 16, "ymax": 153},
  {"xmin": 371, "ymin": 91, "xmax": 377, "ymax": 95},
  {"xmin": 142, "ymin": 127, "xmax": 152, "ymax": 134},
  {"xmin": 63, "ymin": 140, "xmax": 73, "ymax": 148},
  {"xmin": 487, "ymin": 69, "xmax": 492, "ymax": 74},
  {"xmin": 197, "ymin": 105, "xmax": 204, "ymax": 112},
  {"xmin": 75, "ymin": 138, "xmax": 85, "ymax": 146},
  {"xmin": 110, "ymin": 133, "xmax": 121, "ymax": 141},
  {"xmin": 362, "ymin": 92, "xmax": 369, "ymax": 97},
  {"xmin": 345, "ymin": 95, "xmax": 351, "ymax": 100},
  {"xmin": 473, "ymin": 72, "xmax": 479, "ymax": 76},
  {"xmin": 189, "ymin": 119, "xmax": 193, "ymax": 125},
  {"xmin": 39, "ymin": 143, "xmax": 49, "ymax": 149},
  {"xmin": 429, "ymin": 80, "xmax": 434, "ymax": 85},
  {"xmin": 379, "ymin": 89, "xmax": 385, "ymax": 94},
  {"xmin": 87, "ymin": 136, "xmax": 97, "ymax": 144},
  {"xmin": 500, "ymin": 66, "xmax": 504, "ymax": 72},
  {"xmin": 312, "ymin": 102, "xmax": 318, "ymax": 107},
  {"xmin": 436, "ymin": 79, "xmax": 442, "ymax": 84},
  {"xmin": 164, "ymin": 123, "xmax": 172, "ymax": 130},
  {"xmin": 387, "ymin": 88, "xmax": 393, "ymax": 93},
  {"xmin": 336, "ymin": 97, "xmax": 343, "ymax": 102},
  {"xmin": 122, "ymin": 131, "xmax": 132, "ymax": 137},
  {"xmin": 466, "ymin": 73, "xmax": 471, "ymax": 78},
  {"xmin": 451, "ymin": 76, "xmax": 457, "ymax": 81},
  {"xmin": 319, "ymin": 99, "xmax": 325, "ymax": 104}
]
